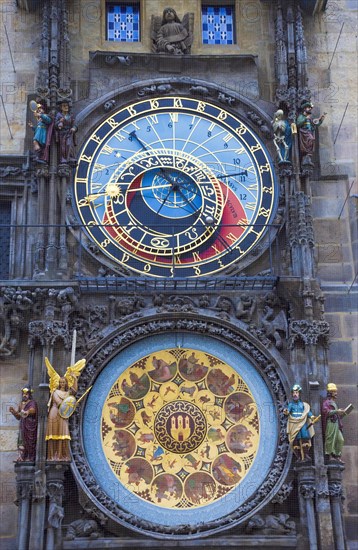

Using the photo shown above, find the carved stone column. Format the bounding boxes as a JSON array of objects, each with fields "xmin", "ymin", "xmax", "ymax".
[
  {"xmin": 34, "ymin": 165, "xmax": 50, "ymax": 278},
  {"xmin": 297, "ymin": 465, "xmax": 318, "ymax": 550},
  {"xmin": 15, "ymin": 463, "xmax": 35, "ymax": 550},
  {"xmin": 46, "ymin": 464, "xmax": 68, "ymax": 550},
  {"xmin": 328, "ymin": 464, "xmax": 346, "ymax": 550},
  {"xmin": 57, "ymin": 164, "xmax": 70, "ymax": 275}
]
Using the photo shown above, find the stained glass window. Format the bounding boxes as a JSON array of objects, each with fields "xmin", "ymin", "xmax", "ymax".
[
  {"xmin": 202, "ymin": 4, "xmax": 235, "ymax": 45},
  {"xmin": 106, "ymin": 3, "xmax": 140, "ymax": 42}
]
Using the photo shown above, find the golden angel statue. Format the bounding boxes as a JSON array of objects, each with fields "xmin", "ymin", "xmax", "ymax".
[{"xmin": 45, "ymin": 357, "xmax": 86, "ymax": 461}]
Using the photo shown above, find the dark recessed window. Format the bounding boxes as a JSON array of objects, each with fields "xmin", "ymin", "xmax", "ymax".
[
  {"xmin": 202, "ymin": 4, "xmax": 236, "ymax": 45},
  {"xmin": 106, "ymin": 3, "xmax": 140, "ymax": 42},
  {"xmin": 0, "ymin": 202, "xmax": 11, "ymax": 279}
]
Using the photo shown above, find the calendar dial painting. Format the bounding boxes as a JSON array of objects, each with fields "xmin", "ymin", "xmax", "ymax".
[
  {"xmin": 100, "ymin": 348, "xmax": 259, "ymax": 509},
  {"xmin": 73, "ymin": 96, "xmax": 277, "ymax": 277}
]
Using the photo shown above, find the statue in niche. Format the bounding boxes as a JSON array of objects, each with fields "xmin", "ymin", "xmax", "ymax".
[
  {"xmin": 284, "ymin": 384, "xmax": 318, "ymax": 461},
  {"xmin": 9, "ymin": 387, "xmax": 38, "ymax": 461},
  {"xmin": 321, "ymin": 382, "xmax": 353, "ymax": 464},
  {"xmin": 272, "ymin": 109, "xmax": 292, "ymax": 163},
  {"xmin": 45, "ymin": 357, "xmax": 86, "ymax": 461},
  {"xmin": 151, "ymin": 8, "xmax": 193, "ymax": 55},
  {"xmin": 55, "ymin": 100, "xmax": 78, "ymax": 164},
  {"xmin": 28, "ymin": 101, "xmax": 53, "ymax": 163},
  {"xmin": 296, "ymin": 101, "xmax": 326, "ymax": 166}
]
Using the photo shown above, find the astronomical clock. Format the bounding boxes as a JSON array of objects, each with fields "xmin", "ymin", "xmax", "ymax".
[
  {"xmin": 73, "ymin": 96, "xmax": 277, "ymax": 277},
  {"xmin": 69, "ymin": 82, "xmax": 288, "ymax": 540}
]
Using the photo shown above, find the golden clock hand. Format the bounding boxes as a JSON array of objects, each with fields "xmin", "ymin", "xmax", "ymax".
[
  {"xmin": 85, "ymin": 192, "xmax": 108, "ymax": 202},
  {"xmin": 85, "ymin": 184, "xmax": 122, "ymax": 202}
]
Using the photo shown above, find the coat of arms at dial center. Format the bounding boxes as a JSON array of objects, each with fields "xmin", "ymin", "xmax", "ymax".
[{"xmin": 154, "ymin": 400, "xmax": 207, "ymax": 453}]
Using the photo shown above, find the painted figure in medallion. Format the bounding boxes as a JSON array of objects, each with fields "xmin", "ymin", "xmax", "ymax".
[
  {"xmin": 284, "ymin": 384, "xmax": 317, "ymax": 461},
  {"xmin": 45, "ymin": 357, "xmax": 86, "ymax": 461},
  {"xmin": 9, "ymin": 387, "xmax": 38, "ymax": 461},
  {"xmin": 321, "ymin": 382, "xmax": 353, "ymax": 463}
]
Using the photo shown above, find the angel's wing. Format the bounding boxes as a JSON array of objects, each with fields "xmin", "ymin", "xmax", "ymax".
[
  {"xmin": 150, "ymin": 15, "xmax": 162, "ymax": 41},
  {"xmin": 273, "ymin": 310, "xmax": 288, "ymax": 334},
  {"xmin": 45, "ymin": 357, "xmax": 60, "ymax": 394},
  {"xmin": 182, "ymin": 12, "xmax": 194, "ymax": 50},
  {"xmin": 65, "ymin": 359, "xmax": 86, "ymax": 388}
]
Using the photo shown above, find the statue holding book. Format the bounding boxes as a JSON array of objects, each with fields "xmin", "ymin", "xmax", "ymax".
[{"xmin": 321, "ymin": 383, "xmax": 353, "ymax": 463}]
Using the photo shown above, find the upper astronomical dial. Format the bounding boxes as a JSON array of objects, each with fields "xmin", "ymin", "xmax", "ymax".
[{"xmin": 73, "ymin": 96, "xmax": 277, "ymax": 277}]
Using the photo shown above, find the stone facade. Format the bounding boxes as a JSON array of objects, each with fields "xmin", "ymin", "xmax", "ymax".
[{"xmin": 0, "ymin": 0, "xmax": 357, "ymax": 548}]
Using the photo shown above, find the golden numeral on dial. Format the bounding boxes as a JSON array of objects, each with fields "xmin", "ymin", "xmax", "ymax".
[
  {"xmin": 259, "ymin": 163, "xmax": 270, "ymax": 173},
  {"xmin": 258, "ymin": 207, "xmax": 270, "ymax": 217},
  {"xmin": 250, "ymin": 144, "xmax": 261, "ymax": 153},
  {"xmin": 218, "ymin": 110, "xmax": 227, "ymax": 121},
  {"xmin": 235, "ymin": 125, "xmax": 246, "ymax": 136},
  {"xmin": 169, "ymin": 112, "xmax": 178, "ymax": 123},
  {"xmin": 101, "ymin": 144, "xmax": 114, "ymax": 155},
  {"xmin": 173, "ymin": 98, "xmax": 183, "ymax": 109},
  {"xmin": 101, "ymin": 239, "xmax": 110, "ymax": 247},
  {"xmin": 80, "ymin": 155, "xmax": 93, "ymax": 163},
  {"xmin": 150, "ymin": 99, "xmax": 159, "ymax": 110},
  {"xmin": 107, "ymin": 118, "xmax": 120, "ymax": 129}
]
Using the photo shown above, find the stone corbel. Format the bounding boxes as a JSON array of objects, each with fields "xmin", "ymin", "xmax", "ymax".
[{"xmin": 289, "ymin": 319, "xmax": 330, "ymax": 348}]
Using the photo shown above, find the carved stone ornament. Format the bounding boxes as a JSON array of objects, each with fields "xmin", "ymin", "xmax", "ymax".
[
  {"xmin": 299, "ymin": 483, "xmax": 315, "ymax": 499},
  {"xmin": 245, "ymin": 513, "xmax": 296, "ymax": 535},
  {"xmin": 328, "ymin": 482, "xmax": 343, "ymax": 499},
  {"xmin": 289, "ymin": 319, "xmax": 330, "ymax": 348},
  {"xmin": 70, "ymin": 314, "xmax": 290, "ymax": 538},
  {"xmin": 288, "ymin": 192, "xmax": 314, "ymax": 249},
  {"xmin": 271, "ymin": 481, "xmax": 294, "ymax": 504},
  {"xmin": 28, "ymin": 320, "xmax": 70, "ymax": 348},
  {"xmin": 16, "ymin": 482, "xmax": 33, "ymax": 502}
]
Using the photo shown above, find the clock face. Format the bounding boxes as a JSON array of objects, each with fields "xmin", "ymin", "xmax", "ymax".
[{"xmin": 74, "ymin": 97, "xmax": 277, "ymax": 277}]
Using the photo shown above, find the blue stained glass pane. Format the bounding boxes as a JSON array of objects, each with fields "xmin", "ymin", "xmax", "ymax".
[
  {"xmin": 106, "ymin": 3, "xmax": 140, "ymax": 42},
  {"xmin": 202, "ymin": 4, "xmax": 235, "ymax": 44}
]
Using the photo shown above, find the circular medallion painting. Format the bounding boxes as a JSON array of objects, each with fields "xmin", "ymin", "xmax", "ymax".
[{"xmin": 83, "ymin": 334, "xmax": 277, "ymax": 526}]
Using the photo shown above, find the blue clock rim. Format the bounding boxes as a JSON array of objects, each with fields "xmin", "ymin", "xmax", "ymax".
[{"xmin": 73, "ymin": 96, "xmax": 279, "ymax": 276}]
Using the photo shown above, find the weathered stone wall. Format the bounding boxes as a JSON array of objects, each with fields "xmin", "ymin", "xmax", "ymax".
[
  {"xmin": 306, "ymin": 2, "xmax": 357, "ymax": 539},
  {"xmin": 0, "ymin": 0, "xmax": 357, "ymax": 546}
]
